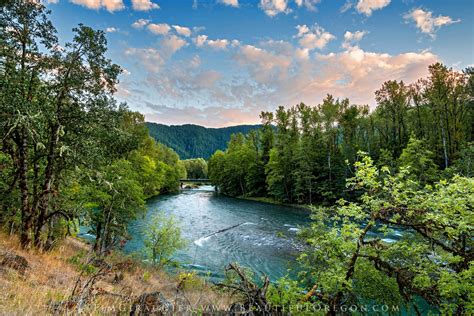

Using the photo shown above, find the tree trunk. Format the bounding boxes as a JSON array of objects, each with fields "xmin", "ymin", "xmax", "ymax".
[
  {"xmin": 439, "ymin": 112, "xmax": 449, "ymax": 168},
  {"xmin": 18, "ymin": 129, "xmax": 32, "ymax": 248},
  {"xmin": 34, "ymin": 124, "xmax": 61, "ymax": 246},
  {"xmin": 93, "ymin": 221, "xmax": 102, "ymax": 253}
]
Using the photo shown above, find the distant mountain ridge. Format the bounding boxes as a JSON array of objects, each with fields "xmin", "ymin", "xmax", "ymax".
[{"xmin": 146, "ymin": 122, "xmax": 261, "ymax": 159}]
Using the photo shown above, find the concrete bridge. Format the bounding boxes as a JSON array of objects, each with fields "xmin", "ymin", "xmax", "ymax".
[
  {"xmin": 179, "ymin": 179, "xmax": 211, "ymax": 183},
  {"xmin": 179, "ymin": 179, "xmax": 212, "ymax": 190}
]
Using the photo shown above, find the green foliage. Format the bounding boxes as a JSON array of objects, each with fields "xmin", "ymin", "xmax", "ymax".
[
  {"xmin": 143, "ymin": 211, "xmax": 186, "ymax": 268},
  {"xmin": 146, "ymin": 123, "xmax": 262, "ymax": 159},
  {"xmin": 208, "ymin": 64, "xmax": 473, "ymax": 206},
  {"xmin": 182, "ymin": 158, "xmax": 208, "ymax": 179},
  {"xmin": 398, "ymin": 135, "xmax": 438, "ymax": 184},
  {"xmin": 451, "ymin": 142, "xmax": 474, "ymax": 177},
  {"xmin": 0, "ymin": 2, "xmax": 185, "ymax": 250},
  {"xmin": 67, "ymin": 251, "xmax": 97, "ymax": 275},
  {"xmin": 128, "ymin": 136, "xmax": 184, "ymax": 197},
  {"xmin": 208, "ymin": 133, "xmax": 264, "ymax": 197},
  {"xmin": 295, "ymin": 154, "xmax": 473, "ymax": 313},
  {"xmin": 83, "ymin": 159, "xmax": 146, "ymax": 253},
  {"xmin": 267, "ymin": 277, "xmax": 310, "ymax": 310},
  {"xmin": 142, "ymin": 271, "xmax": 151, "ymax": 282}
]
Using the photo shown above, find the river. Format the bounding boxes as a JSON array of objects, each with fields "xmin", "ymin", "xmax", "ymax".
[{"xmin": 124, "ymin": 186, "xmax": 311, "ymax": 281}]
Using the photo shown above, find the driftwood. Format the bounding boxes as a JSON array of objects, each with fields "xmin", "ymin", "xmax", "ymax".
[
  {"xmin": 198, "ymin": 222, "xmax": 245, "ymax": 240},
  {"xmin": 216, "ymin": 263, "xmax": 273, "ymax": 315}
]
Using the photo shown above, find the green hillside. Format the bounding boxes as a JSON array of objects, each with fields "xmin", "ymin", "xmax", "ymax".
[{"xmin": 146, "ymin": 123, "xmax": 261, "ymax": 159}]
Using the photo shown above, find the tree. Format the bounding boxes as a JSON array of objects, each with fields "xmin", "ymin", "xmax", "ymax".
[
  {"xmin": 182, "ymin": 158, "xmax": 208, "ymax": 179},
  {"xmin": 0, "ymin": 1, "xmax": 122, "ymax": 247},
  {"xmin": 84, "ymin": 159, "xmax": 145, "ymax": 254},
  {"xmin": 208, "ymin": 150, "xmax": 226, "ymax": 188},
  {"xmin": 297, "ymin": 154, "xmax": 473, "ymax": 314},
  {"xmin": 398, "ymin": 136, "xmax": 438, "ymax": 184},
  {"xmin": 143, "ymin": 211, "xmax": 186, "ymax": 267},
  {"xmin": 375, "ymin": 80, "xmax": 410, "ymax": 157}
]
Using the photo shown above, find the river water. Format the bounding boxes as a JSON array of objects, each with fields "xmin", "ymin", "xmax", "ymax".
[{"xmin": 124, "ymin": 186, "xmax": 311, "ymax": 281}]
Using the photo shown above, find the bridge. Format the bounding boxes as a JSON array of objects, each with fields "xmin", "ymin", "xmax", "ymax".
[
  {"xmin": 179, "ymin": 179, "xmax": 211, "ymax": 183},
  {"xmin": 179, "ymin": 179, "xmax": 213, "ymax": 190}
]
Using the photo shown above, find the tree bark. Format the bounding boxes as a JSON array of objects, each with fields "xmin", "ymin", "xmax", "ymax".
[{"xmin": 17, "ymin": 129, "xmax": 32, "ymax": 248}]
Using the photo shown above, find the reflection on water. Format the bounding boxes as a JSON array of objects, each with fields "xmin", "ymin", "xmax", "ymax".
[{"xmin": 124, "ymin": 187, "xmax": 310, "ymax": 280}]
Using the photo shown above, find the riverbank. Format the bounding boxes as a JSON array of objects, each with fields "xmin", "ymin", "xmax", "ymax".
[
  {"xmin": 0, "ymin": 232, "xmax": 231, "ymax": 314},
  {"xmin": 235, "ymin": 195, "xmax": 313, "ymax": 213}
]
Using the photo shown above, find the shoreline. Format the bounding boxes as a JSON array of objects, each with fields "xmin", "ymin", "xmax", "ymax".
[{"xmin": 234, "ymin": 195, "xmax": 313, "ymax": 213}]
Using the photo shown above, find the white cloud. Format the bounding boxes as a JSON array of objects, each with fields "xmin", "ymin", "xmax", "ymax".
[
  {"xmin": 295, "ymin": 48, "xmax": 309, "ymax": 60},
  {"xmin": 138, "ymin": 45, "xmax": 439, "ymax": 127},
  {"xmin": 132, "ymin": 19, "xmax": 150, "ymax": 29},
  {"xmin": 105, "ymin": 27, "xmax": 118, "ymax": 33},
  {"xmin": 295, "ymin": 24, "xmax": 335, "ymax": 50},
  {"xmin": 236, "ymin": 44, "xmax": 292, "ymax": 83},
  {"xmin": 160, "ymin": 35, "xmax": 188, "ymax": 56},
  {"xmin": 340, "ymin": 0, "xmax": 352, "ymax": 13},
  {"xmin": 355, "ymin": 0, "xmax": 390, "ymax": 16},
  {"xmin": 47, "ymin": 0, "xmax": 59, "ymax": 4},
  {"xmin": 194, "ymin": 35, "xmax": 233, "ymax": 50},
  {"xmin": 125, "ymin": 48, "xmax": 165, "ymax": 73},
  {"xmin": 231, "ymin": 39, "xmax": 241, "ymax": 47},
  {"xmin": 148, "ymin": 23, "xmax": 171, "ymax": 35},
  {"xmin": 194, "ymin": 35, "xmax": 208, "ymax": 47},
  {"xmin": 131, "ymin": 0, "xmax": 159, "ymax": 11},
  {"xmin": 404, "ymin": 8, "xmax": 460, "ymax": 38},
  {"xmin": 189, "ymin": 55, "xmax": 201, "ymax": 68},
  {"xmin": 207, "ymin": 39, "xmax": 229, "ymax": 50},
  {"xmin": 172, "ymin": 25, "xmax": 192, "ymax": 37},
  {"xmin": 218, "ymin": 0, "xmax": 239, "ymax": 7},
  {"xmin": 314, "ymin": 47, "xmax": 438, "ymax": 102},
  {"xmin": 342, "ymin": 30, "xmax": 368, "ymax": 48},
  {"xmin": 295, "ymin": 0, "xmax": 320, "ymax": 11},
  {"xmin": 296, "ymin": 24, "xmax": 309, "ymax": 37},
  {"xmin": 192, "ymin": 26, "xmax": 206, "ymax": 33},
  {"xmin": 70, "ymin": 0, "xmax": 124, "ymax": 12},
  {"xmin": 260, "ymin": 0, "xmax": 290, "ymax": 17}
]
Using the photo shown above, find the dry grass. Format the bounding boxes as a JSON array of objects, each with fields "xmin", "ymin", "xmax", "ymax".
[{"xmin": 0, "ymin": 233, "xmax": 232, "ymax": 315}]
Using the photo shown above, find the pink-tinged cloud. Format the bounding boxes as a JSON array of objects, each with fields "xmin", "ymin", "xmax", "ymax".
[
  {"xmin": 404, "ymin": 8, "xmax": 460, "ymax": 38},
  {"xmin": 143, "ymin": 105, "xmax": 262, "ymax": 128},
  {"xmin": 235, "ymin": 44, "xmax": 292, "ymax": 83},
  {"xmin": 70, "ymin": 0, "xmax": 124, "ymax": 12},
  {"xmin": 124, "ymin": 41, "xmax": 439, "ymax": 127},
  {"xmin": 131, "ymin": 0, "xmax": 159, "ymax": 11}
]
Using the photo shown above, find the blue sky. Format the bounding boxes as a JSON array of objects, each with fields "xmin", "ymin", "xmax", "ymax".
[{"xmin": 46, "ymin": 0, "xmax": 473, "ymax": 127}]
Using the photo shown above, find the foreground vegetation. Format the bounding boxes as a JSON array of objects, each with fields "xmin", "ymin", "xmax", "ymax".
[
  {"xmin": 0, "ymin": 232, "xmax": 231, "ymax": 314},
  {"xmin": 1, "ymin": 1, "xmax": 472, "ymax": 315},
  {"xmin": 207, "ymin": 63, "xmax": 473, "ymax": 313}
]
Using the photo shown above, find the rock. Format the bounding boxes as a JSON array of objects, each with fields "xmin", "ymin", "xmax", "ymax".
[
  {"xmin": 130, "ymin": 292, "xmax": 173, "ymax": 316},
  {"xmin": 1, "ymin": 253, "xmax": 29, "ymax": 275}
]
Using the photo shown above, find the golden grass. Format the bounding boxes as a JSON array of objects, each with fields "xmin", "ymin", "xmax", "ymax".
[{"xmin": 0, "ymin": 233, "xmax": 232, "ymax": 315}]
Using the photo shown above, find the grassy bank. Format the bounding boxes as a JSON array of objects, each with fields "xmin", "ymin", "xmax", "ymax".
[
  {"xmin": 0, "ymin": 233, "xmax": 231, "ymax": 314},
  {"xmin": 235, "ymin": 196, "xmax": 313, "ymax": 213}
]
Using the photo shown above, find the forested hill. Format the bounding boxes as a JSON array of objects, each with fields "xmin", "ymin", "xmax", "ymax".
[{"xmin": 146, "ymin": 123, "xmax": 261, "ymax": 159}]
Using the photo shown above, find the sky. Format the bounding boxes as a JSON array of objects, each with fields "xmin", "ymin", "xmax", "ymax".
[{"xmin": 45, "ymin": 0, "xmax": 473, "ymax": 127}]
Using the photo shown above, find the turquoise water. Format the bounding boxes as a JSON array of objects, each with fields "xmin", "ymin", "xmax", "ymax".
[{"xmin": 124, "ymin": 186, "xmax": 311, "ymax": 281}]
